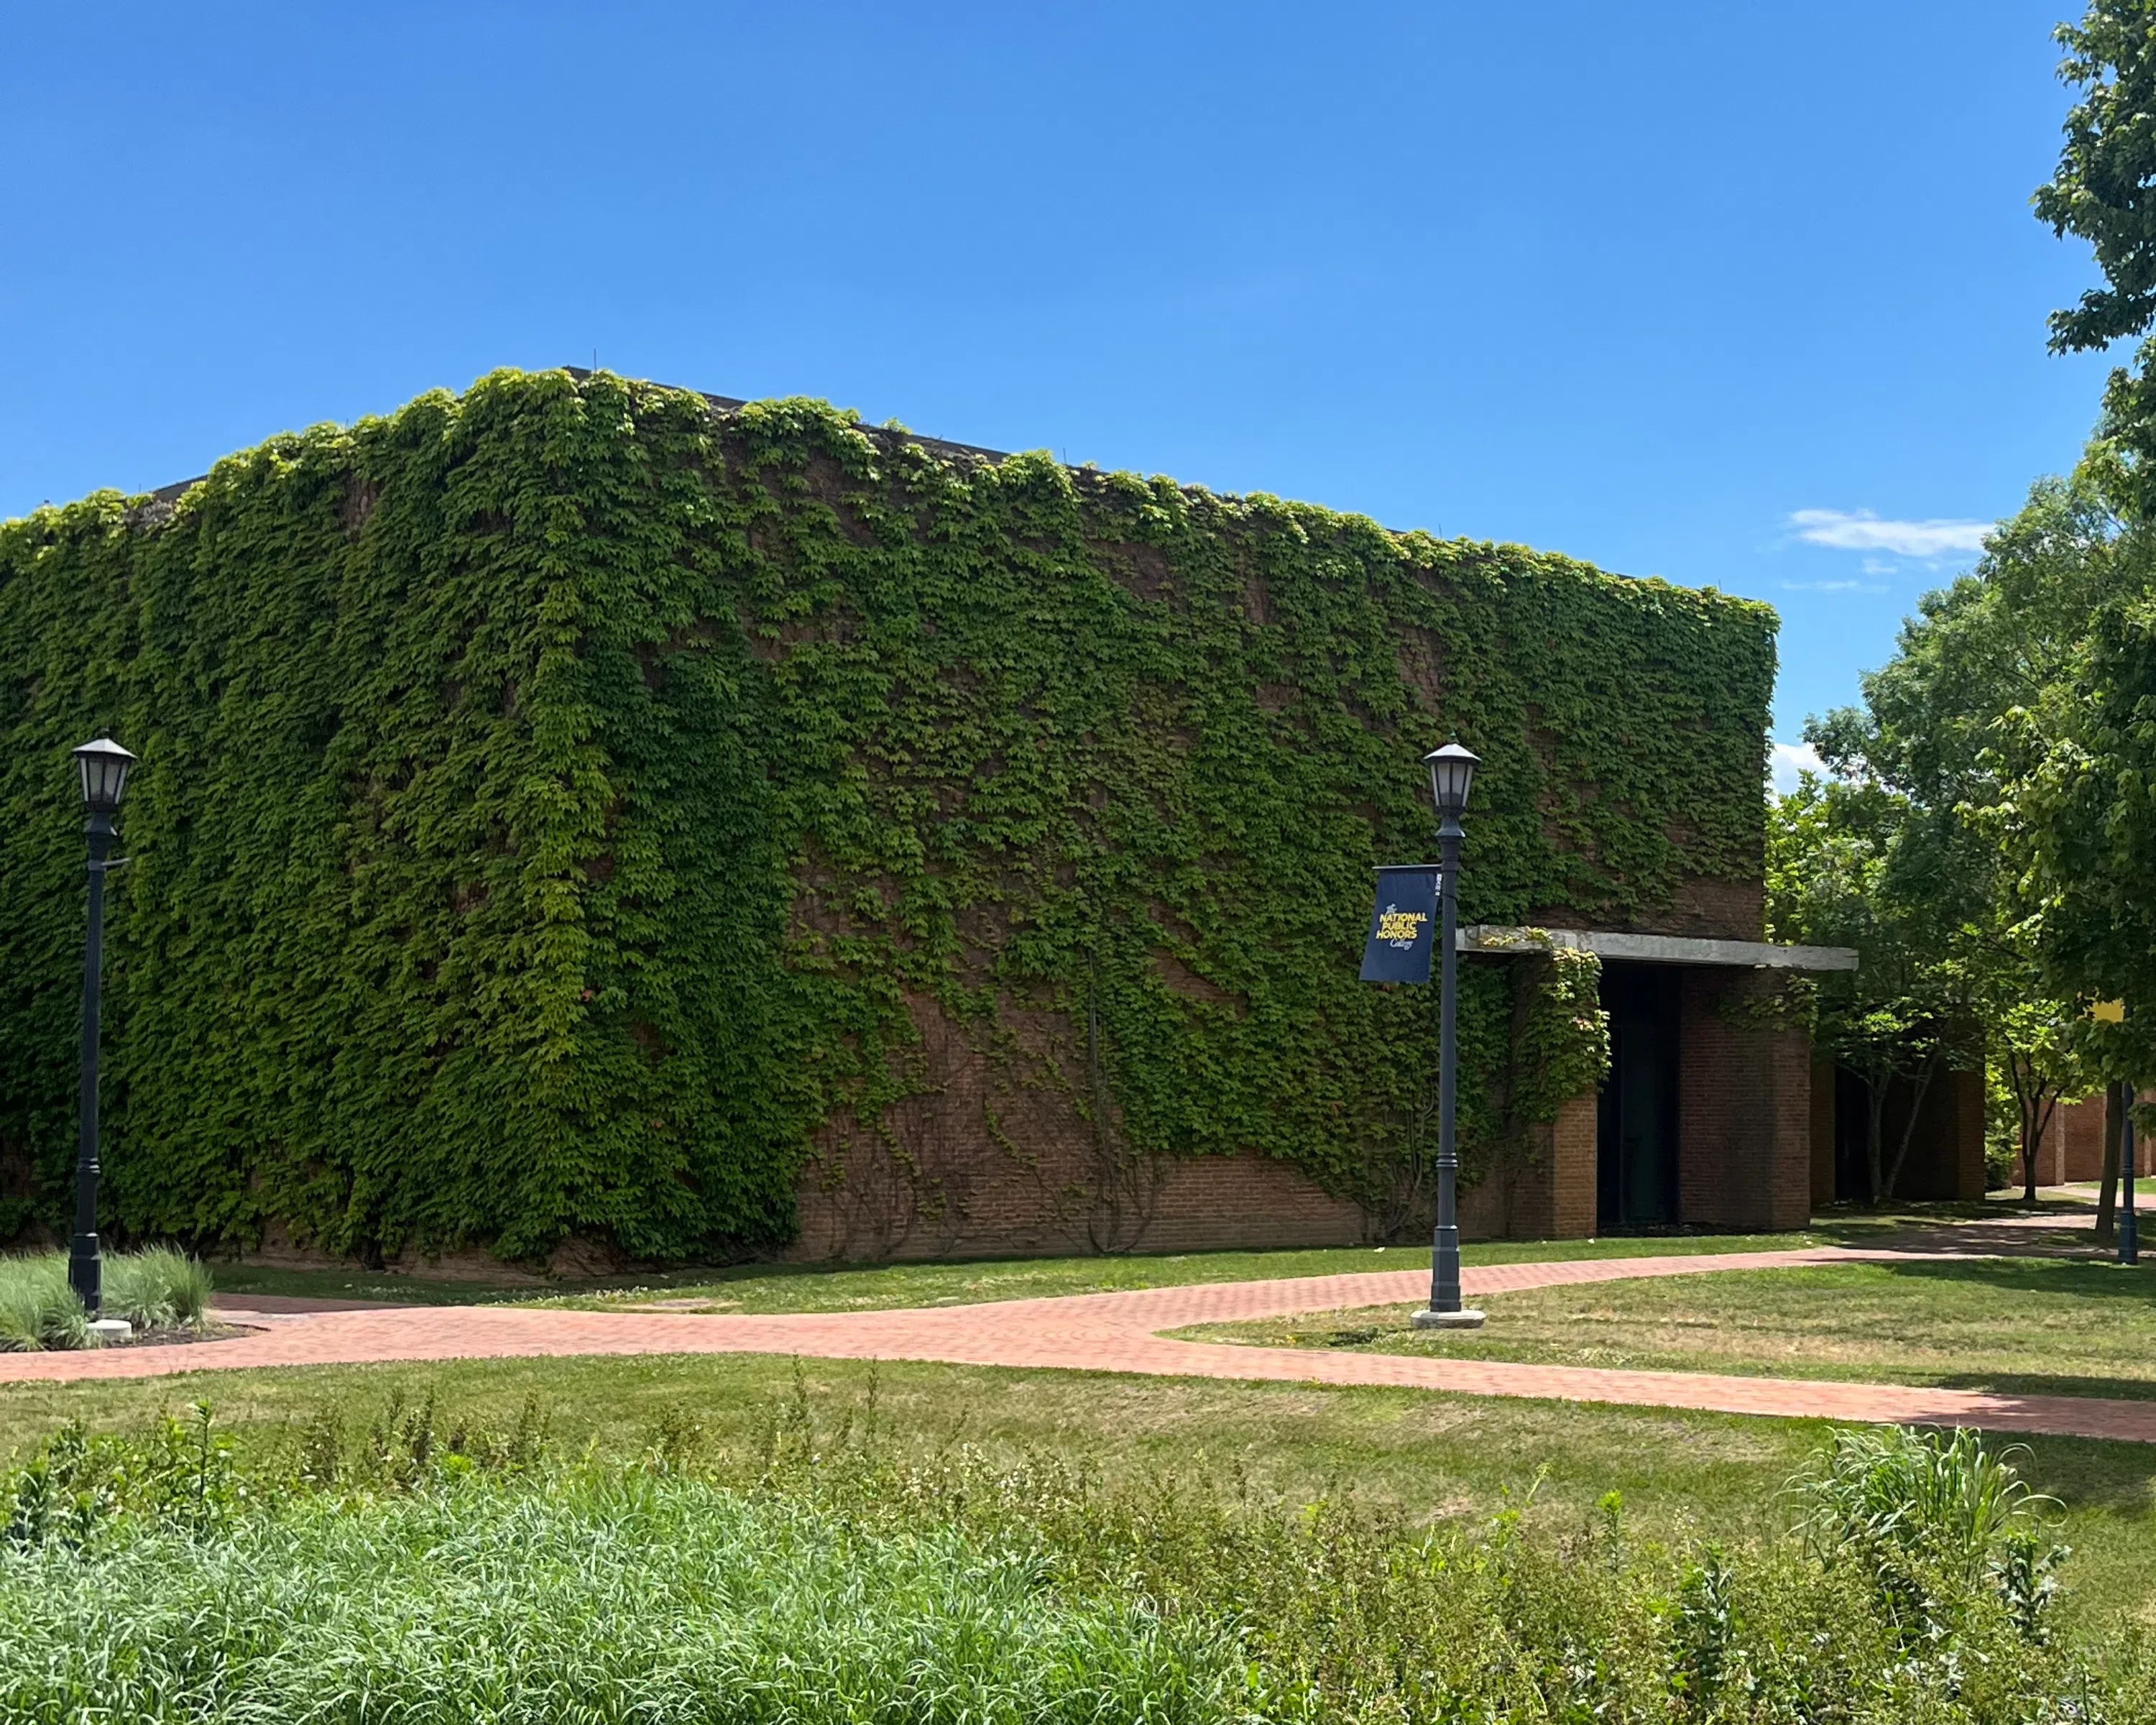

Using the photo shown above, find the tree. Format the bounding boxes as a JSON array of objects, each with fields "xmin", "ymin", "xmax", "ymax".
[
  {"xmin": 1800, "ymin": 477, "xmax": 2137, "ymax": 1202},
  {"xmin": 2036, "ymin": 2, "xmax": 2156, "ymax": 512},
  {"xmin": 1992, "ymin": 993, "xmax": 2095, "ymax": 1202},
  {"xmin": 1767, "ymin": 776, "xmax": 1971, "ymax": 1203}
]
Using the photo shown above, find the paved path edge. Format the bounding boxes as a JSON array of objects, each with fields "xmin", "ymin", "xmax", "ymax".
[{"xmin": 0, "ymin": 1244, "xmax": 2143, "ymax": 1445}]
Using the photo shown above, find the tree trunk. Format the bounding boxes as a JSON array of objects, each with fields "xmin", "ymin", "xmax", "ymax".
[
  {"xmin": 2030, "ymin": 1087, "xmax": 2060, "ymax": 1192},
  {"xmin": 2022, "ymin": 1103, "xmax": 2041, "ymax": 1206},
  {"xmin": 2019, "ymin": 1070, "xmax": 2061, "ymax": 1205},
  {"xmin": 2098, "ymin": 1080, "xmax": 2124, "ymax": 1242},
  {"xmin": 1881, "ymin": 1044, "xmax": 1943, "ymax": 1202},
  {"xmin": 2009, "ymin": 1047, "xmax": 2042, "ymax": 1205}
]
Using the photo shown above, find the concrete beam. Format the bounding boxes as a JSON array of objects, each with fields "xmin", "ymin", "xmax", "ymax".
[{"xmin": 1458, "ymin": 925, "xmax": 1858, "ymax": 972}]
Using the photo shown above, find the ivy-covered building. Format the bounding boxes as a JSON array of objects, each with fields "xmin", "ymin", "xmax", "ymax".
[{"xmin": 0, "ymin": 370, "xmax": 1909, "ymax": 1271}]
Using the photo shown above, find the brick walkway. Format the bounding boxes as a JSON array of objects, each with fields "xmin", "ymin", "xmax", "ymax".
[{"xmin": 0, "ymin": 1241, "xmax": 2150, "ymax": 1443}]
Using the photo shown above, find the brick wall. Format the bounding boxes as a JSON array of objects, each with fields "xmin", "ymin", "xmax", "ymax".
[
  {"xmin": 1676, "ymin": 970, "xmax": 1810, "ymax": 1230},
  {"xmin": 1636, "ymin": 875, "xmax": 1766, "ymax": 942},
  {"xmin": 791, "ymin": 1136, "xmax": 1368, "ymax": 1264},
  {"xmin": 791, "ymin": 1090, "xmax": 1602, "ymax": 1264},
  {"xmin": 1889, "ymin": 1065, "xmax": 1987, "ymax": 1201},
  {"xmin": 1549, "ymin": 1095, "xmax": 1598, "ymax": 1236},
  {"xmin": 793, "ymin": 1119, "xmax": 1620, "ymax": 1264},
  {"xmin": 1455, "ymin": 1094, "xmax": 1598, "ymax": 1241},
  {"xmin": 788, "ymin": 954, "xmax": 1825, "ymax": 1263},
  {"xmin": 2040, "ymin": 1095, "xmax": 2107, "ymax": 1184},
  {"xmin": 788, "ymin": 986, "xmax": 1370, "ymax": 1261},
  {"xmin": 1941, "ymin": 1068, "xmax": 1988, "ymax": 1200}
]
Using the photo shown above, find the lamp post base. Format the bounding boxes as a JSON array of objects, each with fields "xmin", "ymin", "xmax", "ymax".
[{"xmin": 1411, "ymin": 1307, "xmax": 1486, "ymax": 1330}]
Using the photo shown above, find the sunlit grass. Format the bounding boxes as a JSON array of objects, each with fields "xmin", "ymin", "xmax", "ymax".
[
  {"xmin": 1180, "ymin": 1256, "xmax": 2156, "ymax": 1400},
  {"xmin": 211, "ymin": 1229, "xmax": 1854, "ymax": 1314}
]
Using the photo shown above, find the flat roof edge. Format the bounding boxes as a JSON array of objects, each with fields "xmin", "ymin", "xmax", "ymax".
[{"xmin": 1460, "ymin": 925, "xmax": 1858, "ymax": 972}]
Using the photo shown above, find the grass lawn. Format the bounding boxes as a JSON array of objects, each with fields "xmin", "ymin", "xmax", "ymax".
[
  {"xmin": 207, "ymin": 1233, "xmax": 1833, "ymax": 1312},
  {"xmin": 66, "ymin": 1202, "xmax": 2144, "ymax": 1629},
  {"xmin": 1179, "ymin": 1256, "xmax": 2156, "ymax": 1404},
  {"xmin": 203, "ymin": 1197, "xmax": 2077, "ymax": 1312},
  {"xmin": 206, "ymin": 1234, "xmax": 1831, "ymax": 1311},
  {"xmin": 1, "ymin": 1339, "xmax": 2152, "ymax": 1627}
]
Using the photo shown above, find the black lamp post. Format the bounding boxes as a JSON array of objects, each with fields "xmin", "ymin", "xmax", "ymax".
[
  {"xmin": 2122, "ymin": 1098, "xmax": 2139, "ymax": 1268},
  {"xmin": 1413, "ymin": 740, "xmax": 1485, "ymax": 1330},
  {"xmin": 68, "ymin": 734, "xmax": 135, "ymax": 1317}
]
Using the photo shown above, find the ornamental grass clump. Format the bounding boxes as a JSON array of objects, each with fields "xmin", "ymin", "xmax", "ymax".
[
  {"xmin": 0, "ymin": 1246, "xmax": 211, "ymax": 1350},
  {"xmin": 1790, "ymin": 1423, "xmax": 2068, "ymax": 1637},
  {"xmin": 0, "ymin": 1256, "xmax": 86, "ymax": 1352},
  {"xmin": 0, "ymin": 1474, "xmax": 1245, "ymax": 1725},
  {"xmin": 100, "ymin": 1243, "xmax": 212, "ymax": 1330}
]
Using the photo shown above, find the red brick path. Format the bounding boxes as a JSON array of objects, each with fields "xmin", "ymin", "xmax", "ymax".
[{"xmin": 5, "ymin": 1246, "xmax": 2151, "ymax": 1444}]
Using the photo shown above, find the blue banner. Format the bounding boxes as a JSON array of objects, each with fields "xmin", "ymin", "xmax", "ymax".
[{"xmin": 1360, "ymin": 865, "xmax": 1441, "ymax": 983}]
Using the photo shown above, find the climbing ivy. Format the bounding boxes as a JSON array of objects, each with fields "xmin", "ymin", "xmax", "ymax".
[{"xmin": 0, "ymin": 371, "xmax": 1774, "ymax": 1261}]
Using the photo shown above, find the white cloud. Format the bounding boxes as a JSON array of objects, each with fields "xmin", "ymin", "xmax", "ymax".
[
  {"xmin": 1789, "ymin": 509, "xmax": 1993, "ymax": 558},
  {"xmin": 1779, "ymin": 579, "xmax": 1883, "ymax": 593},
  {"xmin": 1770, "ymin": 740, "xmax": 1823, "ymax": 793}
]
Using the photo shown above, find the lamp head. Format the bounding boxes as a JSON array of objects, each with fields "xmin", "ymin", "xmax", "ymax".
[
  {"xmin": 1423, "ymin": 740, "xmax": 1479, "ymax": 823},
  {"xmin": 71, "ymin": 735, "xmax": 137, "ymax": 816}
]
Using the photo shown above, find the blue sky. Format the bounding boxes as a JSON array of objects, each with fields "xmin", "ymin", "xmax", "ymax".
[{"xmin": 0, "ymin": 4, "xmax": 2116, "ymax": 778}]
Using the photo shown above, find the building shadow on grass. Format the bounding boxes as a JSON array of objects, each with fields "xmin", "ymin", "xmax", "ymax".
[
  {"xmin": 1866, "ymin": 1254, "xmax": 2156, "ymax": 1308},
  {"xmin": 1966, "ymin": 1418, "xmax": 2156, "ymax": 1514},
  {"xmin": 1868, "ymin": 1222, "xmax": 2109, "ymax": 1259},
  {"xmin": 1924, "ymin": 1371, "xmax": 2156, "ymax": 1405}
]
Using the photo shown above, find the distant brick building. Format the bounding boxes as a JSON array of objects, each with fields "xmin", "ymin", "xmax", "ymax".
[{"xmin": 2022, "ymin": 1091, "xmax": 2120, "ymax": 1187}]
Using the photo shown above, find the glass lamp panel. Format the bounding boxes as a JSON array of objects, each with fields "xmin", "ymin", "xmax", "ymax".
[
  {"xmin": 70, "ymin": 738, "xmax": 137, "ymax": 813},
  {"xmin": 1424, "ymin": 743, "xmax": 1480, "ymax": 816}
]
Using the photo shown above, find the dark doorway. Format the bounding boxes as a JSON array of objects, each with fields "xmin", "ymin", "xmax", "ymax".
[
  {"xmin": 1833, "ymin": 1064, "xmax": 1871, "ymax": 1202},
  {"xmin": 1596, "ymin": 963, "xmax": 1682, "ymax": 1230}
]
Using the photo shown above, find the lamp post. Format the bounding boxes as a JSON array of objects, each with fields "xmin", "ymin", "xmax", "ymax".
[
  {"xmin": 2123, "ymin": 1098, "xmax": 2139, "ymax": 1268},
  {"xmin": 1413, "ymin": 741, "xmax": 1485, "ymax": 1330},
  {"xmin": 68, "ymin": 734, "xmax": 136, "ymax": 1317}
]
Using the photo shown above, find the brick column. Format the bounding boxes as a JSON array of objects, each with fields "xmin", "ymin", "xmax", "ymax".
[
  {"xmin": 1458, "ymin": 1090, "xmax": 1599, "ymax": 1241},
  {"xmin": 1677, "ymin": 970, "xmax": 1812, "ymax": 1230},
  {"xmin": 1549, "ymin": 1092, "xmax": 1598, "ymax": 1237},
  {"xmin": 1943, "ymin": 1067, "xmax": 1988, "ymax": 1200}
]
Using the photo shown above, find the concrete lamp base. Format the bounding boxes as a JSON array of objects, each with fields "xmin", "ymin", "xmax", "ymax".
[
  {"xmin": 1411, "ymin": 1307, "xmax": 1486, "ymax": 1330},
  {"xmin": 86, "ymin": 1317, "xmax": 132, "ymax": 1344}
]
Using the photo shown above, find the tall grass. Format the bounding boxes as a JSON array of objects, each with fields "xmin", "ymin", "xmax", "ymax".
[
  {"xmin": 0, "ymin": 1475, "xmax": 1243, "ymax": 1724},
  {"xmin": 0, "ymin": 1258, "xmax": 86, "ymax": 1352},
  {"xmin": 0, "ymin": 1247, "xmax": 211, "ymax": 1350},
  {"xmin": 1791, "ymin": 1423, "xmax": 2068, "ymax": 1633},
  {"xmin": 0, "ymin": 1395, "xmax": 2147, "ymax": 1721}
]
